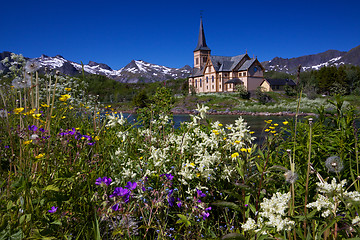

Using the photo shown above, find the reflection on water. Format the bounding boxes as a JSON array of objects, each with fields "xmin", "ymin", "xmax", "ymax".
[{"xmin": 122, "ymin": 113, "xmax": 300, "ymax": 144}]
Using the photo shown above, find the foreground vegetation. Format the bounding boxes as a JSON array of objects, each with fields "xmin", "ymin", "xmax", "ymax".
[{"xmin": 1, "ymin": 54, "xmax": 360, "ymax": 239}]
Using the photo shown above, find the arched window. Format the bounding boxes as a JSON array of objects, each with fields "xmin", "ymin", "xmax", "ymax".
[
  {"xmin": 212, "ymin": 75, "xmax": 214, "ymax": 83},
  {"xmin": 200, "ymin": 78, "xmax": 202, "ymax": 87},
  {"xmin": 206, "ymin": 76, "xmax": 208, "ymax": 83}
]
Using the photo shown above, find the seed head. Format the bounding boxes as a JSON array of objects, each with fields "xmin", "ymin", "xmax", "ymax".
[
  {"xmin": 325, "ymin": 156, "xmax": 343, "ymax": 173},
  {"xmin": 284, "ymin": 170, "xmax": 298, "ymax": 184}
]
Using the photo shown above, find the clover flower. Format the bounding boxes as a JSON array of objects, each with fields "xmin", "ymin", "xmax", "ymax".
[
  {"xmin": 95, "ymin": 177, "xmax": 112, "ymax": 186},
  {"xmin": 325, "ymin": 156, "xmax": 343, "ymax": 173}
]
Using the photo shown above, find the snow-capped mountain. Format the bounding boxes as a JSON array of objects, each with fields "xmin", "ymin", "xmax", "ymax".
[
  {"xmin": 261, "ymin": 45, "xmax": 360, "ymax": 74},
  {"xmin": 0, "ymin": 52, "xmax": 191, "ymax": 83}
]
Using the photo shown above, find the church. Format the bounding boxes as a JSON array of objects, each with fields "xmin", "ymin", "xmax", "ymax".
[{"xmin": 188, "ymin": 18, "xmax": 265, "ymax": 93}]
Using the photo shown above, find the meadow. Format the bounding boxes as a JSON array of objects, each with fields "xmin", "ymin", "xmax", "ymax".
[{"xmin": 1, "ymin": 54, "xmax": 360, "ymax": 239}]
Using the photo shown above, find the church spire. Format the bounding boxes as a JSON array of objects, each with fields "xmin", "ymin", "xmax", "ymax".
[{"xmin": 194, "ymin": 17, "xmax": 211, "ymax": 52}]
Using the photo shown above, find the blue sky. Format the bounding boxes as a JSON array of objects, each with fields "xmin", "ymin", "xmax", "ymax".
[{"xmin": 2, "ymin": 0, "xmax": 360, "ymax": 69}]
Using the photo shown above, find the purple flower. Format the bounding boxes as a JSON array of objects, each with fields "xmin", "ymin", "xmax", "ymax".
[
  {"xmin": 48, "ymin": 206, "xmax": 58, "ymax": 213},
  {"xmin": 5, "ymin": 145, "xmax": 9, "ymax": 149},
  {"xmin": 205, "ymin": 207, "xmax": 212, "ymax": 211},
  {"xmin": 196, "ymin": 189, "xmax": 206, "ymax": 198},
  {"xmin": 167, "ymin": 189, "xmax": 174, "ymax": 196},
  {"xmin": 39, "ymin": 128, "xmax": 45, "ymax": 132},
  {"xmin": 68, "ymin": 128, "xmax": 76, "ymax": 135},
  {"xmin": 28, "ymin": 125, "xmax": 38, "ymax": 132},
  {"xmin": 110, "ymin": 187, "xmax": 130, "ymax": 199},
  {"xmin": 87, "ymin": 142, "xmax": 95, "ymax": 146},
  {"xmin": 176, "ymin": 198, "xmax": 182, "ymax": 208},
  {"xmin": 112, "ymin": 203, "xmax": 119, "ymax": 211},
  {"xmin": 95, "ymin": 177, "xmax": 112, "ymax": 186},
  {"xmin": 201, "ymin": 211, "xmax": 210, "ymax": 220},
  {"xmin": 125, "ymin": 181, "xmax": 137, "ymax": 190},
  {"xmin": 168, "ymin": 196, "xmax": 175, "ymax": 207},
  {"xmin": 165, "ymin": 173, "xmax": 174, "ymax": 181}
]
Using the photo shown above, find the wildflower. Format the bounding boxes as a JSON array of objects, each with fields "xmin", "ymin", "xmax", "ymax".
[
  {"xmin": 265, "ymin": 120, "xmax": 272, "ymax": 124},
  {"xmin": 13, "ymin": 108, "xmax": 24, "ymax": 114},
  {"xmin": 274, "ymin": 123, "xmax": 279, "ymax": 126},
  {"xmin": 269, "ymin": 126, "xmax": 275, "ymax": 129},
  {"xmin": 242, "ymin": 218, "xmax": 257, "ymax": 231},
  {"xmin": 231, "ymin": 152, "xmax": 239, "ymax": 158},
  {"xmin": 41, "ymin": 103, "xmax": 50, "ymax": 108},
  {"xmin": 30, "ymin": 134, "xmax": 39, "ymax": 140},
  {"xmin": 271, "ymin": 131, "xmax": 276, "ymax": 134},
  {"xmin": 95, "ymin": 177, "xmax": 112, "ymax": 186},
  {"xmin": 264, "ymin": 129, "xmax": 270, "ymax": 132},
  {"xmin": 218, "ymin": 123, "xmax": 223, "ymax": 127},
  {"xmin": 32, "ymin": 113, "xmax": 41, "ymax": 119},
  {"xmin": 283, "ymin": 121, "xmax": 289, "ymax": 125},
  {"xmin": 23, "ymin": 140, "xmax": 32, "ymax": 145},
  {"xmin": 12, "ymin": 78, "xmax": 31, "ymax": 89},
  {"xmin": 196, "ymin": 104, "xmax": 209, "ymax": 119},
  {"xmin": 249, "ymin": 131, "xmax": 254, "ymax": 134},
  {"xmin": 284, "ymin": 170, "xmax": 298, "ymax": 184},
  {"xmin": 234, "ymin": 140, "xmax": 240, "ymax": 144},
  {"xmin": 125, "ymin": 181, "xmax": 137, "ymax": 190},
  {"xmin": 112, "ymin": 203, "xmax": 119, "ymax": 211},
  {"xmin": 176, "ymin": 198, "xmax": 182, "ymax": 208},
  {"xmin": 196, "ymin": 189, "xmax": 206, "ymax": 198},
  {"xmin": 110, "ymin": 187, "xmax": 130, "ymax": 202},
  {"xmin": 48, "ymin": 206, "xmax": 58, "ymax": 213},
  {"xmin": 35, "ymin": 153, "xmax": 45, "ymax": 159},
  {"xmin": 69, "ymin": 106, "xmax": 73, "ymax": 110},
  {"xmin": 65, "ymin": 87, "xmax": 71, "ymax": 91},
  {"xmin": 94, "ymin": 136, "xmax": 100, "ymax": 141},
  {"xmin": 59, "ymin": 94, "xmax": 71, "ymax": 101},
  {"xmin": 0, "ymin": 110, "xmax": 7, "ymax": 118},
  {"xmin": 240, "ymin": 148, "xmax": 247, "ymax": 152},
  {"xmin": 325, "ymin": 156, "xmax": 343, "ymax": 173},
  {"xmin": 165, "ymin": 173, "xmax": 174, "ymax": 180},
  {"xmin": 24, "ymin": 60, "xmax": 40, "ymax": 73}
]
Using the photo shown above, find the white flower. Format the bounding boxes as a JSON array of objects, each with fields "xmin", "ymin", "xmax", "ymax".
[
  {"xmin": 24, "ymin": 60, "xmax": 40, "ymax": 73},
  {"xmin": 306, "ymin": 194, "xmax": 335, "ymax": 217},
  {"xmin": 12, "ymin": 77, "xmax": 31, "ymax": 89},
  {"xmin": 317, "ymin": 178, "xmax": 346, "ymax": 195},
  {"xmin": 242, "ymin": 218, "xmax": 257, "ymax": 231},
  {"xmin": 196, "ymin": 104, "xmax": 209, "ymax": 119}
]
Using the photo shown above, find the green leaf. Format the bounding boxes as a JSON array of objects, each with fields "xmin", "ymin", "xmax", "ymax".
[
  {"xmin": 212, "ymin": 201, "xmax": 242, "ymax": 212},
  {"xmin": 6, "ymin": 201, "xmax": 14, "ymax": 211},
  {"xmin": 44, "ymin": 185, "xmax": 60, "ymax": 192},
  {"xmin": 176, "ymin": 214, "xmax": 191, "ymax": 227},
  {"xmin": 221, "ymin": 233, "xmax": 246, "ymax": 240}
]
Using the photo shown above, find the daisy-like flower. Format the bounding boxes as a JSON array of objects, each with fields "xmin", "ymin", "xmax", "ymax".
[
  {"xmin": 59, "ymin": 94, "xmax": 71, "ymax": 102},
  {"xmin": 325, "ymin": 156, "xmax": 343, "ymax": 173}
]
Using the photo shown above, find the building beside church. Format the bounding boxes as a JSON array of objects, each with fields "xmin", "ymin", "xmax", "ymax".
[{"xmin": 188, "ymin": 19, "xmax": 265, "ymax": 93}]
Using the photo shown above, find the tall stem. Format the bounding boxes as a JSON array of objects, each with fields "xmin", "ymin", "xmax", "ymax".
[{"xmin": 303, "ymin": 118, "xmax": 313, "ymax": 236}]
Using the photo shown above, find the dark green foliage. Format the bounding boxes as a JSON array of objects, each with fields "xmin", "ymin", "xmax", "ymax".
[
  {"xmin": 256, "ymin": 87, "xmax": 272, "ymax": 104},
  {"xmin": 236, "ymin": 85, "xmax": 250, "ymax": 99},
  {"xmin": 284, "ymin": 84, "xmax": 297, "ymax": 97},
  {"xmin": 132, "ymin": 90, "xmax": 149, "ymax": 108}
]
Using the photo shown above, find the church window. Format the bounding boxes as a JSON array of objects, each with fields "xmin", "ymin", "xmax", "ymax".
[
  {"xmin": 212, "ymin": 76, "xmax": 214, "ymax": 83},
  {"xmin": 200, "ymin": 78, "xmax": 202, "ymax": 87},
  {"xmin": 206, "ymin": 76, "xmax": 208, "ymax": 83},
  {"xmin": 196, "ymin": 58, "xmax": 199, "ymax": 65},
  {"xmin": 195, "ymin": 79, "xmax": 197, "ymax": 88}
]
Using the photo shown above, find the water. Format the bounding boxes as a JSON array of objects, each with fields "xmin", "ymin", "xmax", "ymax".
[{"xmin": 122, "ymin": 113, "xmax": 295, "ymax": 144}]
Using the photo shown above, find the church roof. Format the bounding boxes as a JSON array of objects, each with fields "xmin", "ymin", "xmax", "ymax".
[
  {"xmin": 210, "ymin": 54, "xmax": 247, "ymax": 71},
  {"xmin": 194, "ymin": 18, "xmax": 211, "ymax": 52},
  {"xmin": 239, "ymin": 59, "xmax": 256, "ymax": 71}
]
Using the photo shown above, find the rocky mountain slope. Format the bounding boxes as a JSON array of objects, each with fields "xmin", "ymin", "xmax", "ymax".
[
  {"xmin": 0, "ymin": 52, "xmax": 191, "ymax": 83},
  {"xmin": 261, "ymin": 44, "xmax": 360, "ymax": 74}
]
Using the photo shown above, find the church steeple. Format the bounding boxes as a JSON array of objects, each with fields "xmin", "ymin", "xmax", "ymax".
[{"xmin": 194, "ymin": 17, "xmax": 211, "ymax": 52}]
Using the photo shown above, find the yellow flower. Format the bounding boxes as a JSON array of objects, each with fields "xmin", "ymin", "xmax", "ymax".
[
  {"xmin": 80, "ymin": 103, "xmax": 84, "ymax": 107},
  {"xmin": 94, "ymin": 136, "xmax": 100, "ymax": 141},
  {"xmin": 69, "ymin": 106, "xmax": 73, "ymax": 110},
  {"xmin": 65, "ymin": 87, "xmax": 71, "ymax": 91},
  {"xmin": 96, "ymin": 112, "xmax": 100, "ymax": 115},
  {"xmin": 139, "ymin": 157, "xmax": 143, "ymax": 160},
  {"xmin": 190, "ymin": 162, "xmax": 195, "ymax": 167},
  {"xmin": 227, "ymin": 127, "xmax": 232, "ymax": 130},
  {"xmin": 247, "ymin": 148, "xmax": 252, "ymax": 153},
  {"xmin": 13, "ymin": 108, "xmax": 24, "ymax": 114},
  {"xmin": 223, "ymin": 137, "xmax": 227, "ymax": 141},
  {"xmin": 76, "ymin": 128, "xmax": 80, "ymax": 130},
  {"xmin": 235, "ymin": 140, "xmax": 240, "ymax": 144},
  {"xmin": 196, "ymin": 173, "xmax": 201, "ymax": 177},
  {"xmin": 35, "ymin": 153, "xmax": 45, "ymax": 159},
  {"xmin": 32, "ymin": 113, "xmax": 41, "ymax": 119},
  {"xmin": 269, "ymin": 126, "xmax": 275, "ymax": 129},
  {"xmin": 283, "ymin": 121, "xmax": 289, "ymax": 125},
  {"xmin": 240, "ymin": 148, "xmax": 247, "ymax": 152},
  {"xmin": 61, "ymin": 116, "xmax": 66, "ymax": 119},
  {"xmin": 41, "ymin": 103, "xmax": 50, "ymax": 108},
  {"xmin": 51, "ymin": 115, "xmax": 56, "ymax": 118},
  {"xmin": 274, "ymin": 123, "xmax": 279, "ymax": 126},
  {"xmin": 265, "ymin": 129, "xmax": 270, "ymax": 132},
  {"xmin": 249, "ymin": 131, "xmax": 255, "ymax": 134},
  {"xmin": 231, "ymin": 152, "xmax": 239, "ymax": 158},
  {"xmin": 218, "ymin": 123, "xmax": 223, "ymax": 127},
  {"xmin": 23, "ymin": 140, "xmax": 32, "ymax": 145},
  {"xmin": 107, "ymin": 105, "xmax": 111, "ymax": 108},
  {"xmin": 59, "ymin": 94, "xmax": 71, "ymax": 101},
  {"xmin": 271, "ymin": 130, "xmax": 276, "ymax": 134},
  {"xmin": 265, "ymin": 120, "xmax": 273, "ymax": 124},
  {"xmin": 85, "ymin": 106, "xmax": 89, "ymax": 109}
]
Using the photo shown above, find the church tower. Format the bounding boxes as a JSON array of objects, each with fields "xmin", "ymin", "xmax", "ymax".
[{"xmin": 193, "ymin": 18, "xmax": 211, "ymax": 70}]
